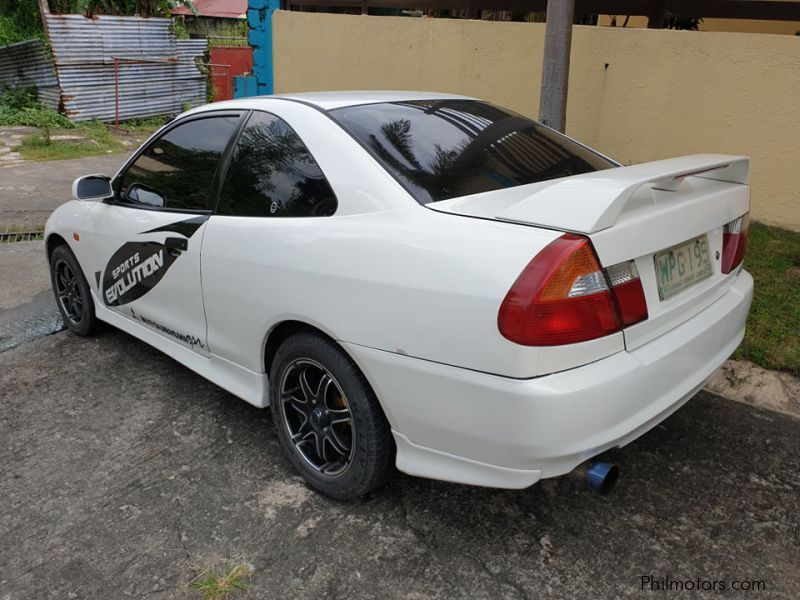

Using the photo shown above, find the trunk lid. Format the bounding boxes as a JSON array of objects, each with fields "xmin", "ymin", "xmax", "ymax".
[{"xmin": 429, "ymin": 155, "xmax": 750, "ymax": 350}]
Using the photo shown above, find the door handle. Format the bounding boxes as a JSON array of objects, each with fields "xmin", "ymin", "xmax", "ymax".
[{"xmin": 165, "ymin": 237, "xmax": 188, "ymax": 256}]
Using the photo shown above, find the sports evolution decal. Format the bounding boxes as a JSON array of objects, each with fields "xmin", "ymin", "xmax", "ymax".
[{"xmin": 101, "ymin": 215, "xmax": 208, "ymax": 307}]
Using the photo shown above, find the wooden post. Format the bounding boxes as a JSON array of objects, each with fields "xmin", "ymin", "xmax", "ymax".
[
  {"xmin": 539, "ymin": 0, "xmax": 575, "ymax": 133},
  {"xmin": 36, "ymin": 0, "xmax": 51, "ymax": 38}
]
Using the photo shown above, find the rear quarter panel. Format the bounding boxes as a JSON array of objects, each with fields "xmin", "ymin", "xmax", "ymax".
[{"xmin": 200, "ymin": 206, "xmax": 625, "ymax": 378}]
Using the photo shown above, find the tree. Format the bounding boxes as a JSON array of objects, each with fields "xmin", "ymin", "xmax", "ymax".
[
  {"xmin": 45, "ymin": 1, "xmax": 192, "ymax": 18},
  {"xmin": 0, "ymin": 0, "xmax": 44, "ymax": 45}
]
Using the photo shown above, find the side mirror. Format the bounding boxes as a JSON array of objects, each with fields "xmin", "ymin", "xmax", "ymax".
[
  {"xmin": 126, "ymin": 183, "xmax": 165, "ymax": 208},
  {"xmin": 72, "ymin": 174, "xmax": 113, "ymax": 202}
]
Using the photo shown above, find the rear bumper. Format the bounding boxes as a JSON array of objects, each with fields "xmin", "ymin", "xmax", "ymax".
[{"xmin": 344, "ymin": 270, "xmax": 753, "ymax": 489}]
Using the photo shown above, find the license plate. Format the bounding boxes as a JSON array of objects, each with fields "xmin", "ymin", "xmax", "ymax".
[{"xmin": 654, "ymin": 235, "xmax": 713, "ymax": 300}]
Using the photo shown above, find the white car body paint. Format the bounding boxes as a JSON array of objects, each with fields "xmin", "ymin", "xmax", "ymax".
[{"xmin": 45, "ymin": 91, "xmax": 753, "ymax": 488}]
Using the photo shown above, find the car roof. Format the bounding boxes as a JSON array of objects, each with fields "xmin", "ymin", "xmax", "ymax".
[
  {"xmin": 274, "ymin": 91, "xmax": 475, "ymax": 110},
  {"xmin": 195, "ymin": 91, "xmax": 476, "ymax": 113}
]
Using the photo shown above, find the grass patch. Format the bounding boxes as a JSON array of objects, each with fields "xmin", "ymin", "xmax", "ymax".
[
  {"xmin": 16, "ymin": 120, "xmax": 123, "ymax": 161},
  {"xmin": 189, "ymin": 564, "xmax": 252, "ymax": 600},
  {"xmin": 0, "ymin": 223, "xmax": 44, "ymax": 233},
  {"xmin": 734, "ymin": 221, "xmax": 800, "ymax": 375},
  {"xmin": 117, "ymin": 115, "xmax": 172, "ymax": 132}
]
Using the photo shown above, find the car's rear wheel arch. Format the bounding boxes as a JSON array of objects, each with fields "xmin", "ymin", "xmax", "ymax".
[
  {"xmin": 263, "ymin": 320, "xmax": 395, "ymax": 427},
  {"xmin": 264, "ymin": 320, "xmax": 332, "ymax": 377}
]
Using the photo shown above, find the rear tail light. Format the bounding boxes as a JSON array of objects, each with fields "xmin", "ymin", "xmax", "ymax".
[
  {"xmin": 605, "ymin": 261, "xmax": 648, "ymax": 327},
  {"xmin": 721, "ymin": 213, "xmax": 749, "ymax": 274},
  {"xmin": 498, "ymin": 234, "xmax": 648, "ymax": 346}
]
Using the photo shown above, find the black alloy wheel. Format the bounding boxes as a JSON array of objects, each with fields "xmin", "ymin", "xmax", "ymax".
[
  {"xmin": 270, "ymin": 333, "xmax": 395, "ymax": 499},
  {"xmin": 279, "ymin": 358, "xmax": 355, "ymax": 477},
  {"xmin": 49, "ymin": 244, "xmax": 100, "ymax": 336},
  {"xmin": 53, "ymin": 257, "xmax": 83, "ymax": 326}
]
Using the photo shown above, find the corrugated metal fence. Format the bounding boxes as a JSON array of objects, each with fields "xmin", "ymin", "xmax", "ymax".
[
  {"xmin": 44, "ymin": 14, "xmax": 207, "ymax": 122},
  {"xmin": 0, "ymin": 39, "xmax": 60, "ymax": 109}
]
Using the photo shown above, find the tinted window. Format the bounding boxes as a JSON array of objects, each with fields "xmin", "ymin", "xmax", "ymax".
[
  {"xmin": 217, "ymin": 112, "xmax": 337, "ymax": 218},
  {"xmin": 120, "ymin": 115, "xmax": 240, "ymax": 211},
  {"xmin": 332, "ymin": 100, "xmax": 615, "ymax": 204}
]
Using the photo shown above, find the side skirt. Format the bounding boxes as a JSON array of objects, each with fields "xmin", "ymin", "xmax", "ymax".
[{"xmin": 93, "ymin": 293, "xmax": 269, "ymax": 408}]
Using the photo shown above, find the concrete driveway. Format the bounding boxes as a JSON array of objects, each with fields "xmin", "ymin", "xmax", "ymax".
[
  {"xmin": 0, "ymin": 152, "xmax": 131, "ymax": 230},
  {"xmin": 1, "ymin": 326, "xmax": 799, "ymax": 599}
]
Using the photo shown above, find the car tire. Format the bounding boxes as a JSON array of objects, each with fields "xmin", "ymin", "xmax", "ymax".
[
  {"xmin": 269, "ymin": 332, "xmax": 395, "ymax": 500},
  {"xmin": 49, "ymin": 244, "xmax": 101, "ymax": 337}
]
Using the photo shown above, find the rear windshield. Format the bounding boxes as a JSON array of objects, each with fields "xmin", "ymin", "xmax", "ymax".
[{"xmin": 331, "ymin": 99, "xmax": 616, "ymax": 204}]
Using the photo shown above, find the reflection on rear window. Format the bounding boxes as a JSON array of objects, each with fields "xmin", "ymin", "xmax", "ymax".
[{"xmin": 331, "ymin": 100, "xmax": 615, "ymax": 204}]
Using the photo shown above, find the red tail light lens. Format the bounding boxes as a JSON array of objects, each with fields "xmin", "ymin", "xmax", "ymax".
[
  {"xmin": 498, "ymin": 235, "xmax": 620, "ymax": 346},
  {"xmin": 722, "ymin": 213, "xmax": 749, "ymax": 274},
  {"xmin": 498, "ymin": 235, "xmax": 649, "ymax": 346},
  {"xmin": 605, "ymin": 261, "xmax": 648, "ymax": 327}
]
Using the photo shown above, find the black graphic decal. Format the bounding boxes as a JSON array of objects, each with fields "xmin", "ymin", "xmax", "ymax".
[
  {"xmin": 94, "ymin": 271, "xmax": 101, "ymax": 288},
  {"xmin": 143, "ymin": 215, "xmax": 209, "ymax": 238},
  {"xmin": 102, "ymin": 216, "xmax": 208, "ymax": 307},
  {"xmin": 102, "ymin": 241, "xmax": 178, "ymax": 306}
]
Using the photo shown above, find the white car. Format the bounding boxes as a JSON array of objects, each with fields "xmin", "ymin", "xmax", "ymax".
[{"xmin": 45, "ymin": 92, "xmax": 753, "ymax": 499}]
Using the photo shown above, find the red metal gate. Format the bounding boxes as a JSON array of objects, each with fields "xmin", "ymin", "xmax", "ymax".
[{"xmin": 209, "ymin": 47, "xmax": 253, "ymax": 101}]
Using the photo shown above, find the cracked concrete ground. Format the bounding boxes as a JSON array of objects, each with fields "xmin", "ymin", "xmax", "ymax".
[
  {"xmin": 0, "ymin": 241, "xmax": 64, "ymax": 352},
  {"xmin": 1, "ymin": 329, "xmax": 799, "ymax": 599},
  {"xmin": 1, "ymin": 168, "xmax": 799, "ymax": 597}
]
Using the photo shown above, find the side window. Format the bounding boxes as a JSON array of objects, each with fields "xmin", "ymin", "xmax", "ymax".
[
  {"xmin": 120, "ymin": 115, "xmax": 240, "ymax": 211},
  {"xmin": 217, "ymin": 112, "xmax": 337, "ymax": 218}
]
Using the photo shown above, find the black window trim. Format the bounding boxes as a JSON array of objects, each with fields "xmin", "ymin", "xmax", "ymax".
[
  {"xmin": 209, "ymin": 107, "xmax": 340, "ymax": 218},
  {"xmin": 111, "ymin": 110, "xmax": 248, "ymax": 215}
]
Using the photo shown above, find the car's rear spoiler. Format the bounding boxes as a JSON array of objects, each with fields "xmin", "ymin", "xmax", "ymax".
[{"xmin": 496, "ymin": 154, "xmax": 750, "ymax": 234}]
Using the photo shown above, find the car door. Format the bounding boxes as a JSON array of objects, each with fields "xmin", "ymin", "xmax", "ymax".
[
  {"xmin": 200, "ymin": 109, "xmax": 340, "ymax": 371},
  {"xmin": 86, "ymin": 111, "xmax": 244, "ymax": 356}
]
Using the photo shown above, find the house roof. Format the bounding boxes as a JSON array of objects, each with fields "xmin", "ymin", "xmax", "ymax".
[{"xmin": 171, "ymin": 0, "xmax": 247, "ymax": 19}]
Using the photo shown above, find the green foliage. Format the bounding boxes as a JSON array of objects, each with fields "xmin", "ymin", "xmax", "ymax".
[
  {"xmin": 171, "ymin": 16, "xmax": 189, "ymax": 39},
  {"xmin": 0, "ymin": 85, "xmax": 37, "ymax": 110},
  {"xmin": 17, "ymin": 119, "xmax": 123, "ymax": 161},
  {"xmin": 0, "ymin": 1, "xmax": 194, "ymax": 46},
  {"xmin": 119, "ymin": 114, "xmax": 170, "ymax": 131},
  {"xmin": 46, "ymin": 1, "xmax": 194, "ymax": 18},
  {"xmin": 0, "ymin": 84, "xmax": 74, "ymax": 130},
  {"xmin": 734, "ymin": 222, "xmax": 800, "ymax": 375},
  {"xmin": 0, "ymin": 83, "xmax": 124, "ymax": 159},
  {"xmin": 0, "ymin": 0, "xmax": 44, "ymax": 46},
  {"xmin": 189, "ymin": 564, "xmax": 251, "ymax": 600},
  {"xmin": 181, "ymin": 14, "xmax": 246, "ymax": 42}
]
